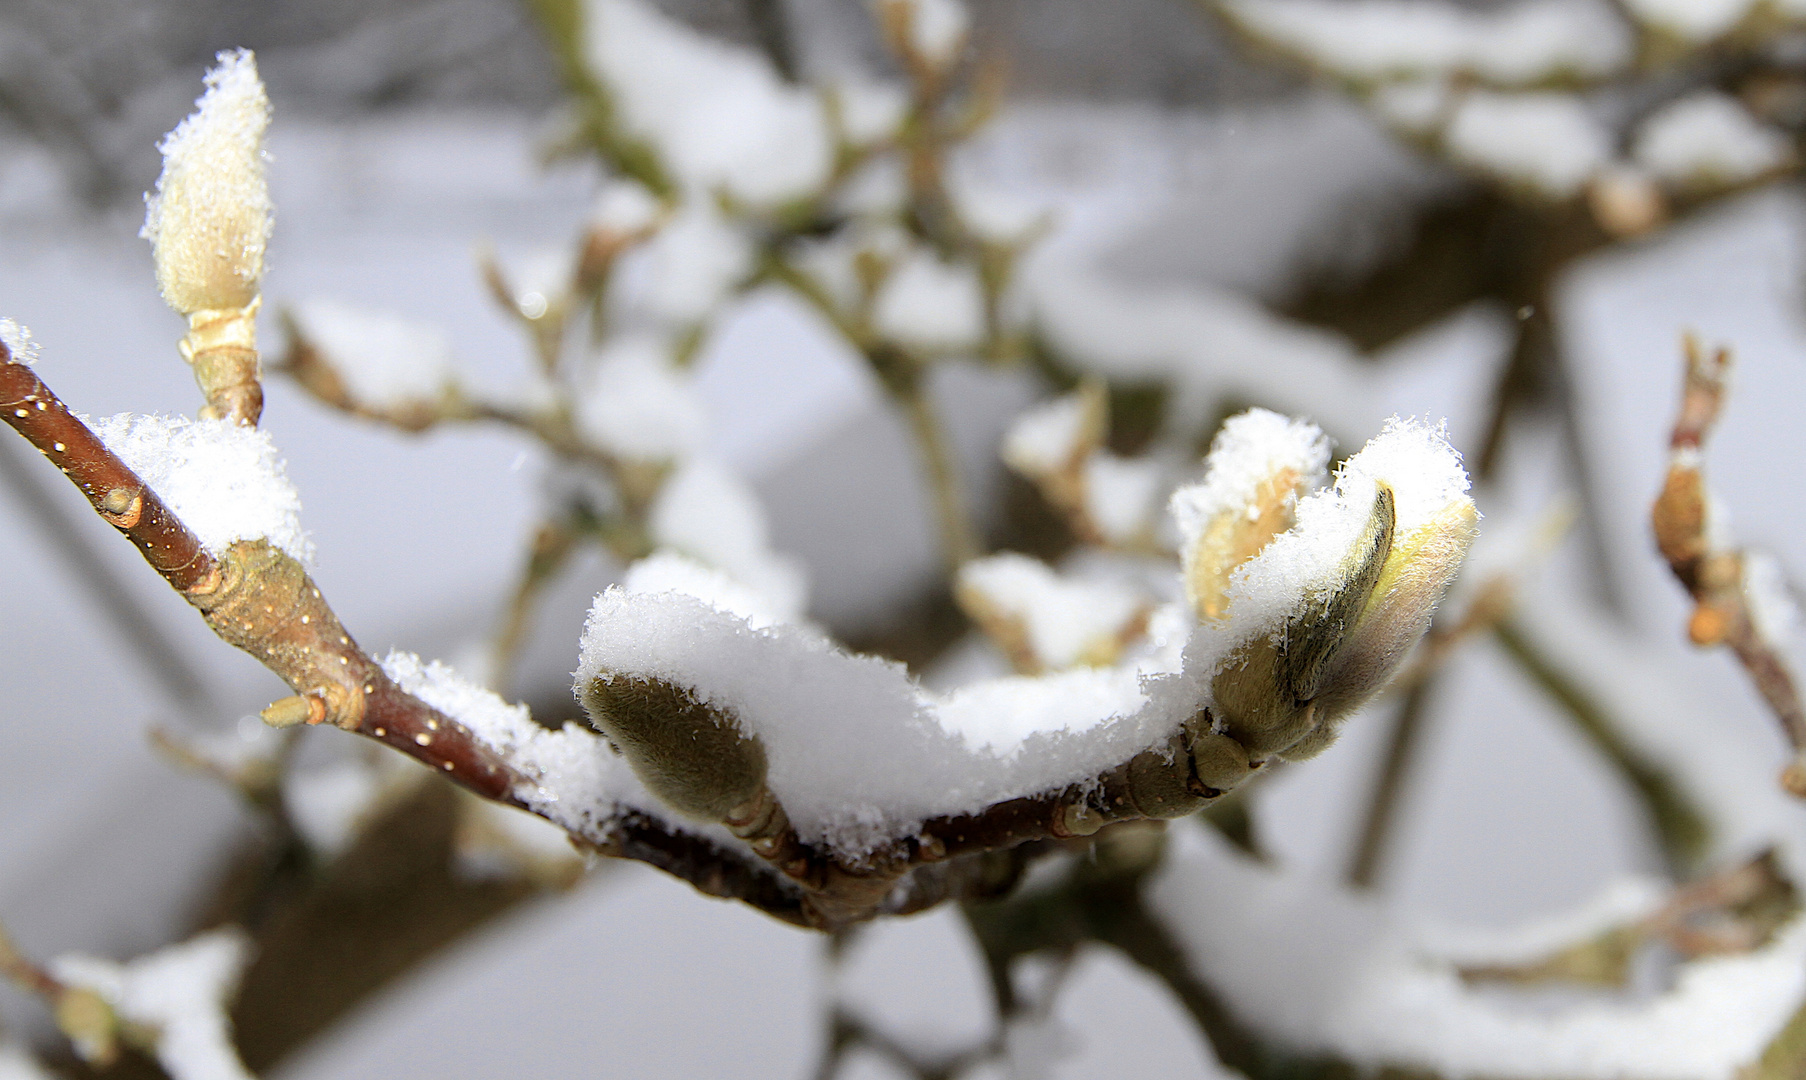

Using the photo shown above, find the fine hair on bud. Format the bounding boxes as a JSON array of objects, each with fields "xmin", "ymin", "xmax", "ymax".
[
  {"xmin": 579, "ymin": 673, "xmax": 769, "ymax": 822},
  {"xmin": 142, "ymin": 49, "xmax": 273, "ymax": 315}
]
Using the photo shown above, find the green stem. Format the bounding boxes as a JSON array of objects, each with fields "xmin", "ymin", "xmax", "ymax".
[{"xmin": 1347, "ymin": 676, "xmax": 1436, "ymax": 889}]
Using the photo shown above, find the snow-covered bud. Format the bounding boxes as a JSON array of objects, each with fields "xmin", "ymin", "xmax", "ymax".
[
  {"xmin": 1172, "ymin": 408, "xmax": 1330, "ymax": 623},
  {"xmin": 579, "ymin": 673, "xmax": 769, "ymax": 823},
  {"xmin": 954, "ymin": 553, "xmax": 1151, "ymax": 674},
  {"xmin": 142, "ymin": 49, "xmax": 273, "ymax": 425},
  {"xmin": 1182, "ymin": 416, "xmax": 1477, "ymax": 763}
]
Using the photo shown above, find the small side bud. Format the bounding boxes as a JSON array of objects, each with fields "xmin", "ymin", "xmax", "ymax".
[
  {"xmin": 142, "ymin": 49, "xmax": 273, "ymax": 425},
  {"xmin": 579, "ymin": 674, "xmax": 769, "ymax": 823}
]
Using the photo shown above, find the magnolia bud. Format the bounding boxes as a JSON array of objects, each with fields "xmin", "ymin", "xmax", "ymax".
[
  {"xmin": 579, "ymin": 673, "xmax": 769, "ymax": 823},
  {"xmin": 143, "ymin": 49, "xmax": 272, "ymax": 316},
  {"xmin": 142, "ymin": 50, "xmax": 272, "ymax": 425},
  {"xmin": 1176, "ymin": 415, "xmax": 1477, "ymax": 765}
]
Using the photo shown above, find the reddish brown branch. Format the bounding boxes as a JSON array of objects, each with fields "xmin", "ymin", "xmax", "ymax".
[{"xmin": 1652, "ymin": 337, "xmax": 1806, "ymax": 794}]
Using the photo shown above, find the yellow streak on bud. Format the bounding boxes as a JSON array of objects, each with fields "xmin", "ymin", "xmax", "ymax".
[{"xmin": 1183, "ymin": 466, "xmax": 1309, "ymax": 622}]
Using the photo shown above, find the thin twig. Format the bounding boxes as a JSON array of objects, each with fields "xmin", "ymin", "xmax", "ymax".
[
  {"xmin": 1652, "ymin": 337, "xmax": 1806, "ymax": 795},
  {"xmin": 1347, "ymin": 675, "xmax": 1436, "ymax": 889}
]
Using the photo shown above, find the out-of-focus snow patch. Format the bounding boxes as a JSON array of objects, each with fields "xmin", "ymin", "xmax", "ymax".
[
  {"xmin": 1443, "ymin": 91, "xmax": 1611, "ymax": 199},
  {"xmin": 1150, "ymin": 824, "xmax": 1806, "ymax": 1078},
  {"xmin": 1633, "ymin": 93, "xmax": 1791, "ymax": 191},
  {"xmin": 1618, "ymin": 0, "xmax": 1755, "ymax": 42},
  {"xmin": 284, "ymin": 757, "xmax": 395, "ymax": 859},
  {"xmin": 89, "ymin": 412, "xmax": 312, "ymax": 564},
  {"xmin": 624, "ymin": 550, "xmax": 798, "ymax": 631},
  {"xmin": 288, "ymin": 300, "xmax": 456, "ymax": 410},
  {"xmin": 627, "ymin": 202, "xmax": 753, "ymax": 326},
  {"xmin": 1221, "ymin": 0, "xmax": 1631, "ymax": 85},
  {"xmin": 956, "ymin": 552, "xmax": 1150, "ymax": 671},
  {"xmin": 574, "ymin": 333, "xmax": 705, "ymax": 463},
  {"xmin": 648, "ymin": 457, "xmax": 808, "ymax": 620},
  {"xmin": 872, "ymin": 249, "xmax": 987, "ymax": 354},
  {"xmin": 1082, "ymin": 452, "xmax": 1165, "ymax": 546},
  {"xmin": 0, "ymin": 1041, "xmax": 59, "ymax": 1080},
  {"xmin": 52, "ymin": 930, "xmax": 256, "ymax": 1080},
  {"xmin": 580, "ymin": 0, "xmax": 831, "ymax": 205}
]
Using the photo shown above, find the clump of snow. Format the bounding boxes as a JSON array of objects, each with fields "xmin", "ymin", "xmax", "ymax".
[
  {"xmin": 142, "ymin": 50, "xmax": 272, "ymax": 315},
  {"xmin": 1369, "ymin": 78, "xmax": 1454, "ymax": 135},
  {"xmin": 872, "ymin": 248, "xmax": 988, "ymax": 353},
  {"xmin": 288, "ymin": 299, "xmax": 455, "ymax": 410},
  {"xmin": 284, "ymin": 757, "xmax": 390, "ymax": 858},
  {"xmin": 574, "ymin": 333, "xmax": 704, "ymax": 462},
  {"xmin": 0, "ymin": 1041, "xmax": 59, "ymax": 1080},
  {"xmin": 1633, "ymin": 93, "xmax": 1790, "ymax": 190},
  {"xmin": 0, "ymin": 318, "xmax": 39, "ymax": 365},
  {"xmin": 379, "ymin": 651, "xmax": 638, "ymax": 835},
  {"xmin": 1443, "ymin": 91, "xmax": 1611, "ymax": 199},
  {"xmin": 1002, "ymin": 389, "xmax": 1097, "ymax": 477},
  {"xmin": 590, "ymin": 177, "xmax": 662, "ymax": 235},
  {"xmin": 881, "ymin": 0, "xmax": 971, "ymax": 67},
  {"xmin": 829, "ymin": 79, "xmax": 909, "ymax": 146},
  {"xmin": 89, "ymin": 412, "xmax": 312, "ymax": 564},
  {"xmin": 1221, "ymin": 0, "xmax": 1631, "ymax": 85},
  {"xmin": 631, "ymin": 202, "xmax": 753, "ymax": 325},
  {"xmin": 1083, "ymin": 452, "xmax": 1165, "ymax": 546},
  {"xmin": 957, "ymin": 553, "xmax": 1150, "ymax": 670},
  {"xmin": 623, "ymin": 550, "xmax": 797, "ymax": 631},
  {"xmin": 1170, "ymin": 408, "xmax": 1331, "ymax": 561},
  {"xmin": 1149, "ymin": 825, "xmax": 1806, "ymax": 1077},
  {"xmin": 581, "ymin": 0, "xmax": 831, "ymax": 204},
  {"xmin": 648, "ymin": 457, "xmax": 808, "ymax": 621},
  {"xmin": 577, "ymin": 586, "xmax": 1187, "ymax": 857},
  {"xmin": 52, "ymin": 929, "xmax": 256, "ymax": 1080},
  {"xmin": 1617, "ymin": 0, "xmax": 1754, "ymax": 41}
]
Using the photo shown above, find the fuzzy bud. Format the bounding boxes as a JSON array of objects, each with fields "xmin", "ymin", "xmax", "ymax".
[
  {"xmin": 579, "ymin": 673, "xmax": 769, "ymax": 823},
  {"xmin": 143, "ymin": 49, "xmax": 272, "ymax": 316}
]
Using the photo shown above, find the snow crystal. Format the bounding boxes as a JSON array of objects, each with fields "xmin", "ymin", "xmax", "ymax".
[
  {"xmin": 0, "ymin": 318, "xmax": 39, "ymax": 364},
  {"xmin": 872, "ymin": 248, "xmax": 987, "ymax": 353},
  {"xmin": 1222, "ymin": 0, "xmax": 1630, "ymax": 85},
  {"xmin": 1082, "ymin": 452, "xmax": 1165, "ymax": 546},
  {"xmin": 1617, "ymin": 0, "xmax": 1754, "ymax": 41},
  {"xmin": 1150, "ymin": 825, "xmax": 1806, "ymax": 1078},
  {"xmin": 581, "ymin": 0, "xmax": 832, "ymax": 204},
  {"xmin": 90, "ymin": 412, "xmax": 312, "ymax": 564},
  {"xmin": 648, "ymin": 457, "xmax": 808, "ymax": 621},
  {"xmin": 574, "ymin": 333, "xmax": 704, "ymax": 462},
  {"xmin": 577, "ymin": 586, "xmax": 1187, "ymax": 857},
  {"xmin": 288, "ymin": 299, "xmax": 455, "ymax": 410},
  {"xmin": 284, "ymin": 758, "xmax": 388, "ymax": 858},
  {"xmin": 1001, "ymin": 389, "xmax": 1095, "ymax": 477},
  {"xmin": 957, "ymin": 553, "xmax": 1149, "ymax": 670},
  {"xmin": 1443, "ymin": 91, "xmax": 1611, "ymax": 199},
  {"xmin": 633, "ymin": 201, "xmax": 753, "ymax": 325},
  {"xmin": 1170, "ymin": 408, "xmax": 1331, "ymax": 563},
  {"xmin": 142, "ymin": 50, "xmax": 272, "ymax": 315},
  {"xmin": 1633, "ymin": 92, "xmax": 1790, "ymax": 189},
  {"xmin": 52, "ymin": 929, "xmax": 255, "ymax": 1080}
]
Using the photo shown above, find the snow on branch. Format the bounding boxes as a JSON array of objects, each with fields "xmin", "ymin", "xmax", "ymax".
[
  {"xmin": 1219, "ymin": 0, "xmax": 1631, "ymax": 87},
  {"xmin": 51, "ymin": 930, "xmax": 256, "ymax": 1080}
]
